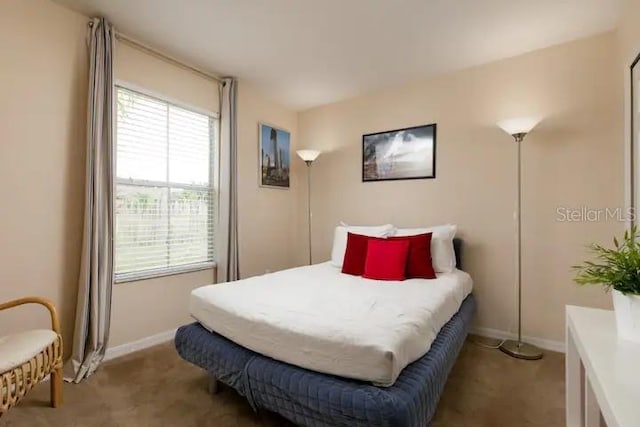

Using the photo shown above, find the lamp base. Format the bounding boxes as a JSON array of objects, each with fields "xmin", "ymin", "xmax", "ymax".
[{"xmin": 499, "ymin": 339, "xmax": 543, "ymax": 360}]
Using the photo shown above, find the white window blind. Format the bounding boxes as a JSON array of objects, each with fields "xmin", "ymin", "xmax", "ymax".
[{"xmin": 115, "ymin": 86, "xmax": 216, "ymax": 282}]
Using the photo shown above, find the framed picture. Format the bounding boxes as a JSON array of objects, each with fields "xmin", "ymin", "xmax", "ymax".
[
  {"xmin": 259, "ymin": 123, "xmax": 290, "ymax": 189},
  {"xmin": 362, "ymin": 124, "xmax": 436, "ymax": 182},
  {"xmin": 631, "ymin": 53, "xmax": 640, "ymax": 224}
]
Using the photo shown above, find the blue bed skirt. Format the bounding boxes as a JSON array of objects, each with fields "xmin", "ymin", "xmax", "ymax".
[{"xmin": 175, "ymin": 293, "xmax": 475, "ymax": 427}]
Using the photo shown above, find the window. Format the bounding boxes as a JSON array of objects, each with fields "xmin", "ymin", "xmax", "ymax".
[{"xmin": 115, "ymin": 85, "xmax": 216, "ymax": 282}]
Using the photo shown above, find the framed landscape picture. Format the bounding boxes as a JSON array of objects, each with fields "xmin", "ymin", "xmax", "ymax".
[
  {"xmin": 362, "ymin": 124, "xmax": 436, "ymax": 182},
  {"xmin": 259, "ymin": 123, "xmax": 290, "ymax": 189}
]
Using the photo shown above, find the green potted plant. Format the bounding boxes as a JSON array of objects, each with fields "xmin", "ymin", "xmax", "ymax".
[{"xmin": 573, "ymin": 227, "xmax": 640, "ymax": 343}]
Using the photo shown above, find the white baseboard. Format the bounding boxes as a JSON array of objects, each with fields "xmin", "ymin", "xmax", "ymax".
[
  {"xmin": 104, "ymin": 328, "xmax": 177, "ymax": 362},
  {"xmin": 472, "ymin": 327, "xmax": 565, "ymax": 353}
]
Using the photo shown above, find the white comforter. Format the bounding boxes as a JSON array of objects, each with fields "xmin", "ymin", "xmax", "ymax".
[{"xmin": 190, "ymin": 262, "xmax": 472, "ymax": 386}]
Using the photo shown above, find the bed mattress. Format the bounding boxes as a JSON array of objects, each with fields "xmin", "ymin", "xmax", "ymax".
[
  {"xmin": 175, "ymin": 294, "xmax": 476, "ymax": 427},
  {"xmin": 189, "ymin": 262, "xmax": 472, "ymax": 386}
]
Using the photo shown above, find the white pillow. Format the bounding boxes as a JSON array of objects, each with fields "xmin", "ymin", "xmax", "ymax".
[
  {"xmin": 395, "ymin": 224, "xmax": 457, "ymax": 273},
  {"xmin": 330, "ymin": 223, "xmax": 396, "ymax": 267}
]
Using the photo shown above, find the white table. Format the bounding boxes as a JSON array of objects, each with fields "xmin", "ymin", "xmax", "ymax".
[{"xmin": 566, "ymin": 305, "xmax": 640, "ymax": 427}]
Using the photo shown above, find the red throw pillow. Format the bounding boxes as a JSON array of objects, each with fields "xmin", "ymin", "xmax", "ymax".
[
  {"xmin": 342, "ymin": 232, "xmax": 369, "ymax": 275},
  {"xmin": 363, "ymin": 239, "xmax": 410, "ymax": 281},
  {"xmin": 389, "ymin": 233, "xmax": 436, "ymax": 279}
]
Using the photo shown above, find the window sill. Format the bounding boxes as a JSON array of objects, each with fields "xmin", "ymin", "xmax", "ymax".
[{"xmin": 115, "ymin": 262, "xmax": 217, "ymax": 284}]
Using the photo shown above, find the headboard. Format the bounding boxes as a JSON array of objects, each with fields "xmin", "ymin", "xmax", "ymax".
[{"xmin": 453, "ymin": 238, "xmax": 463, "ymax": 270}]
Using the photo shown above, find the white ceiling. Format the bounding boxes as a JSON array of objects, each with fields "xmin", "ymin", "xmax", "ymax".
[{"xmin": 53, "ymin": 0, "xmax": 621, "ymax": 111}]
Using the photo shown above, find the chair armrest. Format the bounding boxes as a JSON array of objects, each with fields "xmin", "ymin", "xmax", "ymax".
[{"xmin": 0, "ymin": 297, "xmax": 61, "ymax": 335}]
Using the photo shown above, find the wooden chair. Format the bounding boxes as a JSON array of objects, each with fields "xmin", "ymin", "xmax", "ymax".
[{"xmin": 0, "ymin": 297, "xmax": 63, "ymax": 416}]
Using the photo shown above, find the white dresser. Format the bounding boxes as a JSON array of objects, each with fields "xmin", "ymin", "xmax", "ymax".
[{"xmin": 566, "ymin": 305, "xmax": 640, "ymax": 427}]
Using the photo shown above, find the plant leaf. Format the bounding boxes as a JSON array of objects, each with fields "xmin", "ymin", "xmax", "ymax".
[{"xmin": 574, "ymin": 228, "xmax": 640, "ymax": 295}]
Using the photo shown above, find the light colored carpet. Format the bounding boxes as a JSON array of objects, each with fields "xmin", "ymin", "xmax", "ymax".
[{"xmin": 2, "ymin": 337, "xmax": 564, "ymax": 426}]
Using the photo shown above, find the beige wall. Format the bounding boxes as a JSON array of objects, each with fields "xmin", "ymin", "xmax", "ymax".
[
  {"xmin": 0, "ymin": 0, "xmax": 87, "ymax": 354},
  {"xmin": 109, "ymin": 270, "xmax": 214, "ymax": 347},
  {"xmin": 619, "ymin": 0, "xmax": 640, "ymax": 66},
  {"xmin": 237, "ymin": 83, "xmax": 301, "ymax": 278},
  {"xmin": 115, "ymin": 42, "xmax": 219, "ymax": 113},
  {"xmin": 298, "ymin": 32, "xmax": 624, "ymax": 342}
]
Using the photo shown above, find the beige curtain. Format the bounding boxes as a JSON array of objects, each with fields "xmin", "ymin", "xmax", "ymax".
[
  {"xmin": 217, "ymin": 78, "xmax": 240, "ymax": 282},
  {"xmin": 64, "ymin": 17, "xmax": 115, "ymax": 383}
]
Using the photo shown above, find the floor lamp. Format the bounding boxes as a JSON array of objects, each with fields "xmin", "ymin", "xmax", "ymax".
[
  {"xmin": 497, "ymin": 118, "xmax": 543, "ymax": 360},
  {"xmin": 296, "ymin": 149, "xmax": 321, "ymax": 265}
]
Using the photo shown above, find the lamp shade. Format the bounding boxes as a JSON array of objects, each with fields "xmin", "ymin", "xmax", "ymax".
[
  {"xmin": 497, "ymin": 118, "xmax": 539, "ymax": 136},
  {"xmin": 296, "ymin": 149, "xmax": 321, "ymax": 162}
]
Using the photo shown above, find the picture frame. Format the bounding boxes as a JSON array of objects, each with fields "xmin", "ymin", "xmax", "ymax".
[
  {"xmin": 362, "ymin": 123, "xmax": 436, "ymax": 182},
  {"xmin": 631, "ymin": 54, "xmax": 640, "ymax": 225},
  {"xmin": 259, "ymin": 122, "xmax": 291, "ymax": 189}
]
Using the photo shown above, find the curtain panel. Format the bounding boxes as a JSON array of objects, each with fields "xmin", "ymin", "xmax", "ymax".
[
  {"xmin": 217, "ymin": 78, "xmax": 240, "ymax": 282},
  {"xmin": 65, "ymin": 17, "xmax": 115, "ymax": 383}
]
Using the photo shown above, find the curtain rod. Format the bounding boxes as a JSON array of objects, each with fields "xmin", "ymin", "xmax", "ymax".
[
  {"xmin": 115, "ymin": 32, "xmax": 224, "ymax": 84},
  {"xmin": 88, "ymin": 20, "xmax": 224, "ymax": 84}
]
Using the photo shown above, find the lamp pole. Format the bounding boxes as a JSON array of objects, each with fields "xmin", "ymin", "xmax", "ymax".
[
  {"xmin": 296, "ymin": 149, "xmax": 321, "ymax": 265},
  {"xmin": 498, "ymin": 130, "xmax": 543, "ymax": 360},
  {"xmin": 305, "ymin": 160, "xmax": 313, "ymax": 265},
  {"xmin": 515, "ymin": 132, "xmax": 524, "ymax": 346}
]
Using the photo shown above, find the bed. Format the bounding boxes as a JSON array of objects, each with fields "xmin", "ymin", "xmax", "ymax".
[{"xmin": 175, "ymin": 238, "xmax": 475, "ymax": 426}]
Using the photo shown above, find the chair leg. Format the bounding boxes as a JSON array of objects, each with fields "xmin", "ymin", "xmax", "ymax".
[{"xmin": 50, "ymin": 368, "xmax": 63, "ymax": 408}]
